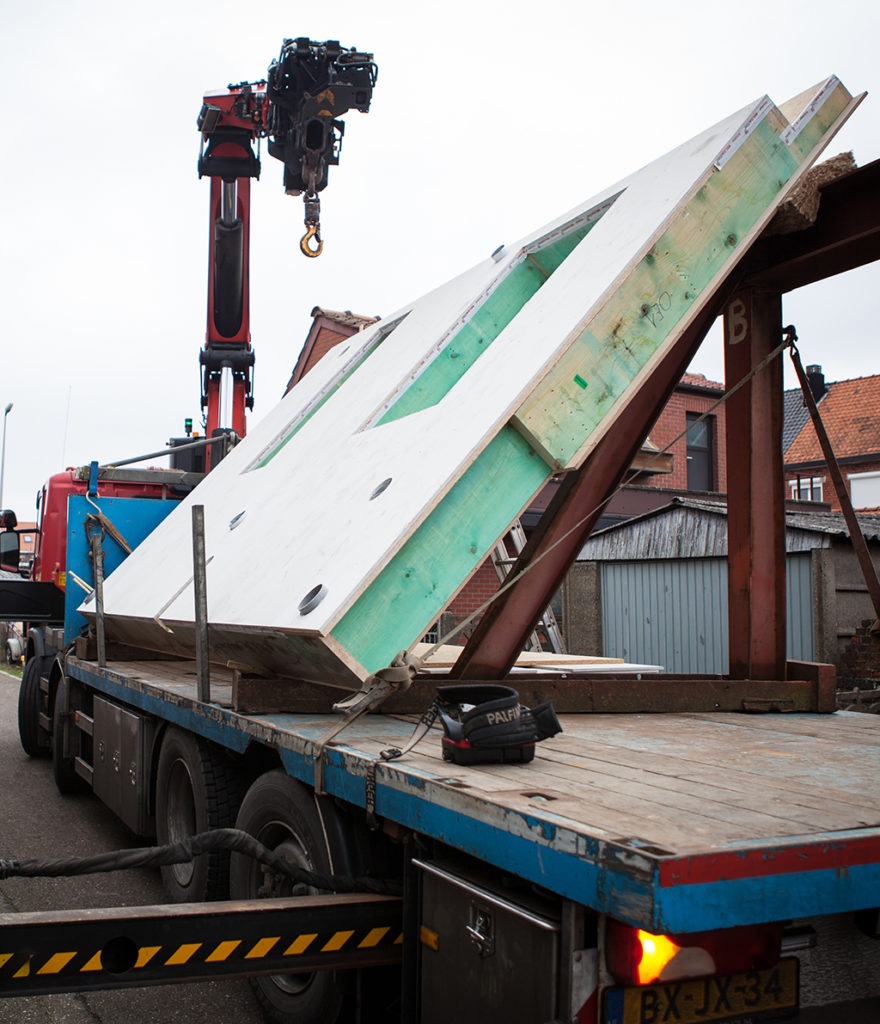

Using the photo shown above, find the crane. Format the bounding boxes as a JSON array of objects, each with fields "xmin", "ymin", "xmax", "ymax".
[{"xmin": 195, "ymin": 37, "xmax": 377, "ymax": 468}]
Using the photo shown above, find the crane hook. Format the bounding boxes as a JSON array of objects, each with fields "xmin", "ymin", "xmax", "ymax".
[
  {"xmin": 300, "ymin": 192, "xmax": 323, "ymax": 258},
  {"xmin": 300, "ymin": 223, "xmax": 324, "ymax": 258}
]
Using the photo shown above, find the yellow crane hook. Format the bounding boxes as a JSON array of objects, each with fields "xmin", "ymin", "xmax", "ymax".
[
  {"xmin": 300, "ymin": 192, "xmax": 323, "ymax": 258},
  {"xmin": 300, "ymin": 223, "xmax": 324, "ymax": 258}
]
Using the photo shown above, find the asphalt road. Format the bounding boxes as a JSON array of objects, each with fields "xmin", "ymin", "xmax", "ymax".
[{"xmin": 0, "ymin": 668, "xmax": 263, "ymax": 1024}]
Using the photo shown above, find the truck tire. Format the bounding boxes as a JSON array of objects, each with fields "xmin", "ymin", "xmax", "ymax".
[
  {"xmin": 229, "ymin": 771, "xmax": 352, "ymax": 1024},
  {"xmin": 18, "ymin": 657, "xmax": 50, "ymax": 758},
  {"xmin": 155, "ymin": 727, "xmax": 246, "ymax": 902},
  {"xmin": 52, "ymin": 674, "xmax": 88, "ymax": 794}
]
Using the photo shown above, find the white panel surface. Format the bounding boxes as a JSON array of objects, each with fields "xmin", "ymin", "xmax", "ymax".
[{"xmin": 83, "ymin": 80, "xmax": 860, "ymax": 688}]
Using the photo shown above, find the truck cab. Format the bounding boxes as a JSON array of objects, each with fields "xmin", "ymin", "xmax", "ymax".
[{"xmin": 0, "ymin": 508, "xmax": 20, "ymax": 573}]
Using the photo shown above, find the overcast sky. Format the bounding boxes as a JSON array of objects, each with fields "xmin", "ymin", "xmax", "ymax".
[{"xmin": 1, "ymin": 0, "xmax": 878, "ymax": 518}]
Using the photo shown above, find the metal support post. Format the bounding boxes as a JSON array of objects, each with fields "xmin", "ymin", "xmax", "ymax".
[
  {"xmin": 87, "ymin": 519, "xmax": 107, "ymax": 668},
  {"xmin": 723, "ymin": 290, "xmax": 787, "ymax": 680},
  {"xmin": 192, "ymin": 505, "xmax": 211, "ymax": 701},
  {"xmin": 789, "ymin": 343, "xmax": 880, "ymax": 632}
]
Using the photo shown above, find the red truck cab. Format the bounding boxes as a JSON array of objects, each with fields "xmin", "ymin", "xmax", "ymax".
[{"xmin": 31, "ymin": 465, "xmax": 197, "ymax": 592}]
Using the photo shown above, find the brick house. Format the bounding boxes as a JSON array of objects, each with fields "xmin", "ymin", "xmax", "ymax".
[
  {"xmin": 637, "ymin": 372, "xmax": 728, "ymax": 493},
  {"xmin": 593, "ymin": 372, "xmax": 729, "ymax": 529},
  {"xmin": 284, "ymin": 306, "xmax": 379, "ymax": 394},
  {"xmin": 783, "ymin": 367, "xmax": 880, "ymax": 511}
]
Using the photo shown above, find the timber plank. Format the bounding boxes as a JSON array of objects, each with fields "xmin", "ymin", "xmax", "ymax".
[
  {"xmin": 544, "ymin": 734, "xmax": 878, "ymax": 819},
  {"xmin": 337, "ymin": 721, "xmax": 870, "ymax": 849},
  {"xmin": 87, "ymin": 659, "xmax": 880, "ymax": 857},
  {"xmin": 530, "ymin": 748, "xmax": 875, "ymax": 835},
  {"xmin": 548, "ymin": 715, "xmax": 880, "ymax": 808}
]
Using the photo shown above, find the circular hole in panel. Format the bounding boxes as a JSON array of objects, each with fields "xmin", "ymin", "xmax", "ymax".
[
  {"xmin": 370, "ymin": 477, "xmax": 392, "ymax": 500},
  {"xmin": 299, "ymin": 584, "xmax": 327, "ymax": 615}
]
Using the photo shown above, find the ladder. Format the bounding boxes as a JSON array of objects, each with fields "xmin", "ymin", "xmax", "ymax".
[{"xmin": 491, "ymin": 520, "xmax": 565, "ymax": 654}]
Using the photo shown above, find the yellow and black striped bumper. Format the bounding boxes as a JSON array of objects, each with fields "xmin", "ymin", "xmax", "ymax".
[{"xmin": 0, "ymin": 893, "xmax": 402, "ymax": 996}]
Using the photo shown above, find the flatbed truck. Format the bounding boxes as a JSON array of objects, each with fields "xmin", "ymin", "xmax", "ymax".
[
  {"xmin": 5, "ymin": 646, "xmax": 879, "ymax": 1024},
  {"xmin": 4, "ymin": 77, "xmax": 880, "ymax": 1024}
]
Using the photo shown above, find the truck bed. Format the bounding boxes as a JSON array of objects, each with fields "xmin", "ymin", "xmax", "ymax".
[{"xmin": 68, "ymin": 657, "xmax": 880, "ymax": 935}]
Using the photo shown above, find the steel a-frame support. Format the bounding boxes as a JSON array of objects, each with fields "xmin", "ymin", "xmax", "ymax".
[{"xmin": 723, "ymin": 290, "xmax": 787, "ymax": 681}]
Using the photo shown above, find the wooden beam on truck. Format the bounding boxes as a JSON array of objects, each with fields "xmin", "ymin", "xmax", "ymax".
[{"xmin": 184, "ymin": 662, "xmax": 833, "ymax": 715}]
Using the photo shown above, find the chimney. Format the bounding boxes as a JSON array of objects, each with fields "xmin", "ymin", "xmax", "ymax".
[{"xmin": 805, "ymin": 364, "xmax": 826, "ymax": 401}]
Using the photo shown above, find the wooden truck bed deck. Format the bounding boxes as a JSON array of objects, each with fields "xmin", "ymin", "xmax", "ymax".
[{"xmin": 68, "ymin": 657, "xmax": 880, "ymax": 935}]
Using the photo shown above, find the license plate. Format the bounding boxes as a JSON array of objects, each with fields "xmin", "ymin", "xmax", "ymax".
[{"xmin": 603, "ymin": 957, "xmax": 799, "ymax": 1024}]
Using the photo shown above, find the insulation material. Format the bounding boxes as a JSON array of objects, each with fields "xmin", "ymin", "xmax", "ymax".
[{"xmin": 84, "ymin": 77, "xmax": 862, "ymax": 692}]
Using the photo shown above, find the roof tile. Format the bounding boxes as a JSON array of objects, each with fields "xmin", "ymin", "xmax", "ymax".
[{"xmin": 785, "ymin": 374, "xmax": 880, "ymax": 464}]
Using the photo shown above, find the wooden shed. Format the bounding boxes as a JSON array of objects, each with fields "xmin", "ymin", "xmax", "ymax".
[{"xmin": 564, "ymin": 497, "xmax": 880, "ymax": 675}]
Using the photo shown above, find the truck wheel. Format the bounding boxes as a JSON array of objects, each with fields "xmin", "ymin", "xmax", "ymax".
[
  {"xmin": 18, "ymin": 657, "xmax": 50, "ymax": 758},
  {"xmin": 155, "ymin": 727, "xmax": 245, "ymax": 902},
  {"xmin": 229, "ymin": 771, "xmax": 352, "ymax": 1024},
  {"xmin": 52, "ymin": 674, "xmax": 88, "ymax": 794}
]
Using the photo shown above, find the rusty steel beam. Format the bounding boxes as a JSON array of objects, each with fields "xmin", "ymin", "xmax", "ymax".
[
  {"xmin": 723, "ymin": 290, "xmax": 787, "ymax": 680},
  {"xmin": 741, "ymin": 159, "xmax": 880, "ymax": 292},
  {"xmin": 789, "ymin": 344, "xmax": 880, "ymax": 631}
]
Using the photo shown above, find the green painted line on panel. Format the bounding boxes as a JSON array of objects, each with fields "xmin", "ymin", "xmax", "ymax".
[{"xmin": 332, "ymin": 426, "xmax": 550, "ymax": 672}]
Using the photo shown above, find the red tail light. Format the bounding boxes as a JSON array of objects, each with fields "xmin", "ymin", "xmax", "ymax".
[{"xmin": 606, "ymin": 919, "xmax": 783, "ymax": 987}]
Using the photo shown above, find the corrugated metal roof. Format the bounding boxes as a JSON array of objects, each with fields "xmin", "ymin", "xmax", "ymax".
[{"xmin": 578, "ymin": 496, "xmax": 880, "ymax": 561}]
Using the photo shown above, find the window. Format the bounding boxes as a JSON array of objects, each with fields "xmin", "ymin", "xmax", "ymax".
[
  {"xmin": 789, "ymin": 476, "xmax": 824, "ymax": 502},
  {"xmin": 686, "ymin": 413, "xmax": 714, "ymax": 491},
  {"xmin": 848, "ymin": 470, "xmax": 880, "ymax": 509}
]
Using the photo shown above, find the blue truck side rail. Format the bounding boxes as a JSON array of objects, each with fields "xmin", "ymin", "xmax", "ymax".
[{"xmin": 66, "ymin": 655, "xmax": 880, "ymax": 936}]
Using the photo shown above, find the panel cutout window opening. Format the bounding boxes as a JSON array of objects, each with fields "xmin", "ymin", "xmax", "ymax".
[
  {"xmin": 370, "ymin": 194, "xmax": 623, "ymax": 428},
  {"xmin": 686, "ymin": 413, "xmax": 714, "ymax": 491},
  {"xmin": 247, "ymin": 314, "xmax": 407, "ymax": 471}
]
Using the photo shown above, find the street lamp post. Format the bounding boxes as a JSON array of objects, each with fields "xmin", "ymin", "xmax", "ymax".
[{"xmin": 0, "ymin": 402, "xmax": 13, "ymax": 509}]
